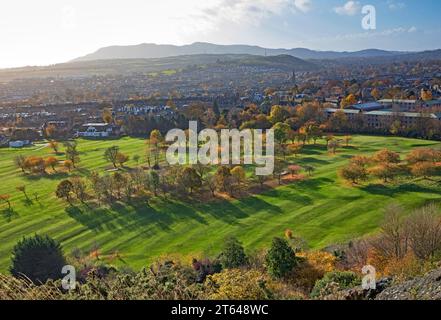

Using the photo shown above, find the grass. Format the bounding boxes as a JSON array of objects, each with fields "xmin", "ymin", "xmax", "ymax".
[{"xmin": 0, "ymin": 135, "xmax": 440, "ymax": 273}]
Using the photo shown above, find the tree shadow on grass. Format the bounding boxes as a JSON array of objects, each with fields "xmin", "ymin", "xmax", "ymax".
[
  {"xmin": 1, "ymin": 208, "xmax": 19, "ymax": 222},
  {"xmin": 361, "ymin": 183, "xmax": 440, "ymax": 197},
  {"xmin": 24, "ymin": 172, "xmax": 69, "ymax": 181},
  {"xmin": 297, "ymin": 157, "xmax": 330, "ymax": 165}
]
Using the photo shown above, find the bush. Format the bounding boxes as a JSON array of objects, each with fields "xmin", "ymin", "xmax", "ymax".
[
  {"xmin": 310, "ymin": 271, "xmax": 360, "ymax": 299},
  {"xmin": 205, "ymin": 269, "xmax": 271, "ymax": 300},
  {"xmin": 10, "ymin": 235, "xmax": 67, "ymax": 284},
  {"xmin": 219, "ymin": 237, "xmax": 248, "ymax": 269},
  {"xmin": 265, "ymin": 237, "xmax": 298, "ymax": 279}
]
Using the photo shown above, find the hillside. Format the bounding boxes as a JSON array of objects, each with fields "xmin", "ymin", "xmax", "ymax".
[
  {"xmin": 1, "ymin": 135, "xmax": 440, "ymax": 273},
  {"xmin": 73, "ymin": 42, "xmax": 405, "ymax": 62},
  {"xmin": 0, "ymin": 54, "xmax": 317, "ymax": 80}
]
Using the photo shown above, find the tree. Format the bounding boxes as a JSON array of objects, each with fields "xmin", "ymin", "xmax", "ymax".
[
  {"xmin": 273, "ymin": 160, "xmax": 286, "ymax": 185},
  {"xmin": 288, "ymin": 165, "xmax": 302, "ymax": 177},
  {"xmin": 255, "ymin": 173, "xmax": 268, "ymax": 188},
  {"xmin": 102, "ymin": 108, "xmax": 113, "ymax": 124},
  {"xmin": 265, "ymin": 237, "xmax": 298, "ymax": 279},
  {"xmin": 45, "ymin": 157, "xmax": 58, "ymax": 172},
  {"xmin": 325, "ymin": 134, "xmax": 334, "ymax": 147},
  {"xmin": 303, "ymin": 165, "xmax": 315, "ymax": 176},
  {"xmin": 148, "ymin": 170, "xmax": 160, "ymax": 196},
  {"xmin": 421, "ymin": 89, "xmax": 433, "ymax": 102},
  {"xmin": 272, "ymin": 122, "xmax": 291, "ymax": 145},
  {"xmin": 16, "ymin": 185, "xmax": 29, "ymax": 200},
  {"xmin": 14, "ymin": 155, "xmax": 27, "ymax": 173},
  {"xmin": 328, "ymin": 139, "xmax": 340, "ymax": 154},
  {"xmin": 64, "ymin": 141, "xmax": 80, "ymax": 168},
  {"xmin": 48, "ymin": 141, "xmax": 59, "ymax": 154},
  {"xmin": 410, "ymin": 161, "xmax": 437, "ymax": 180},
  {"xmin": 406, "ymin": 204, "xmax": 441, "ymax": 260},
  {"xmin": 230, "ymin": 166, "xmax": 246, "ymax": 191},
  {"xmin": 116, "ymin": 152, "xmax": 130, "ymax": 167},
  {"xmin": 341, "ymin": 94, "xmax": 357, "ymax": 108},
  {"xmin": 0, "ymin": 194, "xmax": 12, "ymax": 210},
  {"xmin": 63, "ymin": 160, "xmax": 73, "ymax": 172},
  {"xmin": 372, "ymin": 149, "xmax": 401, "ymax": 164},
  {"xmin": 150, "ymin": 129, "xmax": 163, "ymax": 166},
  {"xmin": 340, "ymin": 163, "xmax": 368, "ymax": 184},
  {"xmin": 215, "ymin": 166, "xmax": 232, "ymax": 194},
  {"xmin": 206, "ymin": 174, "xmax": 217, "ymax": 197},
  {"xmin": 219, "ymin": 237, "xmax": 248, "ymax": 269},
  {"xmin": 104, "ymin": 146, "xmax": 120, "ymax": 168},
  {"xmin": 343, "ymin": 135, "xmax": 352, "ymax": 147},
  {"xmin": 268, "ymin": 105, "xmax": 287, "ymax": 124},
  {"xmin": 371, "ymin": 88, "xmax": 381, "ymax": 100},
  {"xmin": 133, "ymin": 154, "xmax": 141, "ymax": 165},
  {"xmin": 369, "ymin": 163, "xmax": 400, "ymax": 183},
  {"xmin": 70, "ymin": 177, "xmax": 88, "ymax": 203},
  {"xmin": 55, "ymin": 180, "xmax": 74, "ymax": 204},
  {"xmin": 10, "ymin": 235, "xmax": 66, "ymax": 284},
  {"xmin": 288, "ymin": 143, "xmax": 302, "ymax": 158},
  {"xmin": 178, "ymin": 167, "xmax": 202, "ymax": 195}
]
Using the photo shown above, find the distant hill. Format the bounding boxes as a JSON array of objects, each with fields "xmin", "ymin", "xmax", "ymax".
[
  {"xmin": 73, "ymin": 42, "xmax": 405, "ymax": 62},
  {"xmin": 0, "ymin": 54, "xmax": 317, "ymax": 80}
]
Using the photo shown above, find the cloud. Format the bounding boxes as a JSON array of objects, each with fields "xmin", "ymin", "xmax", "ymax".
[
  {"xmin": 334, "ymin": 1, "xmax": 361, "ymax": 16},
  {"xmin": 294, "ymin": 0, "xmax": 312, "ymax": 13}
]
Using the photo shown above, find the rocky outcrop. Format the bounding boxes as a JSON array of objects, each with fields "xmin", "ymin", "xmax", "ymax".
[{"xmin": 376, "ymin": 269, "xmax": 441, "ymax": 300}]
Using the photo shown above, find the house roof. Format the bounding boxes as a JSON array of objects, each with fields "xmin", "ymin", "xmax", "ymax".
[{"xmin": 82, "ymin": 123, "xmax": 109, "ymax": 127}]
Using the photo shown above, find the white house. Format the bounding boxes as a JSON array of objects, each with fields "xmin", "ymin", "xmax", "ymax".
[{"xmin": 77, "ymin": 123, "xmax": 113, "ymax": 138}]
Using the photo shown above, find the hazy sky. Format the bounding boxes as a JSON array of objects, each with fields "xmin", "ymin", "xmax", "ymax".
[{"xmin": 0, "ymin": 0, "xmax": 440, "ymax": 68}]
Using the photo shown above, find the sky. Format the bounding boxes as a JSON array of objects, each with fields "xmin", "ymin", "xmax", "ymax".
[{"xmin": 0, "ymin": 0, "xmax": 440, "ymax": 68}]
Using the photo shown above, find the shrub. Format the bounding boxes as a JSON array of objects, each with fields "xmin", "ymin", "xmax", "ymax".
[
  {"xmin": 219, "ymin": 237, "xmax": 248, "ymax": 269},
  {"xmin": 10, "ymin": 235, "xmax": 66, "ymax": 284},
  {"xmin": 310, "ymin": 271, "xmax": 360, "ymax": 299},
  {"xmin": 205, "ymin": 269, "xmax": 271, "ymax": 300},
  {"xmin": 265, "ymin": 237, "xmax": 298, "ymax": 279}
]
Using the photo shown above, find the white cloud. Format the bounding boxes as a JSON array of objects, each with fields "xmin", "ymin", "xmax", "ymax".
[
  {"xmin": 408, "ymin": 26, "xmax": 417, "ymax": 33},
  {"xmin": 294, "ymin": 0, "xmax": 312, "ymax": 13},
  {"xmin": 334, "ymin": 1, "xmax": 361, "ymax": 16}
]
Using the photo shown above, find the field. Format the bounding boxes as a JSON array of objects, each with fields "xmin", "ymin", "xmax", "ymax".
[{"xmin": 1, "ymin": 135, "xmax": 441, "ymax": 273}]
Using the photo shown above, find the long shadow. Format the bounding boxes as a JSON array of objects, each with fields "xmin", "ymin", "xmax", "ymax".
[
  {"xmin": 1, "ymin": 208, "xmax": 19, "ymax": 222},
  {"xmin": 297, "ymin": 157, "xmax": 330, "ymax": 165},
  {"xmin": 361, "ymin": 183, "xmax": 440, "ymax": 197}
]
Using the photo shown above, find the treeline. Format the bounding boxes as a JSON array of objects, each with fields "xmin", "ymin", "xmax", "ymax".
[{"xmin": 340, "ymin": 148, "xmax": 441, "ymax": 184}]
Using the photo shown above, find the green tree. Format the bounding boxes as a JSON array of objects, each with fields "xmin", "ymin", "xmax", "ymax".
[
  {"xmin": 265, "ymin": 237, "xmax": 298, "ymax": 279},
  {"xmin": 10, "ymin": 235, "xmax": 66, "ymax": 284},
  {"xmin": 219, "ymin": 237, "xmax": 248, "ymax": 269}
]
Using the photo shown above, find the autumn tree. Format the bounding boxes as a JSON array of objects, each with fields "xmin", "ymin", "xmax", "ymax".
[
  {"xmin": 178, "ymin": 167, "xmax": 202, "ymax": 195},
  {"xmin": 64, "ymin": 160, "xmax": 73, "ymax": 172},
  {"xmin": 230, "ymin": 166, "xmax": 246, "ymax": 192},
  {"xmin": 64, "ymin": 141, "xmax": 80, "ymax": 168},
  {"xmin": 48, "ymin": 141, "xmax": 59, "ymax": 154},
  {"xmin": 104, "ymin": 146, "xmax": 120, "ymax": 168},
  {"xmin": 116, "ymin": 152, "xmax": 130, "ymax": 168},
  {"xmin": 16, "ymin": 185, "xmax": 29, "ymax": 201},
  {"xmin": 45, "ymin": 157, "xmax": 58, "ymax": 172},
  {"xmin": 0, "ymin": 194, "xmax": 12, "ymax": 210},
  {"xmin": 55, "ymin": 180, "xmax": 74, "ymax": 205},
  {"xmin": 70, "ymin": 177, "xmax": 88, "ymax": 203}
]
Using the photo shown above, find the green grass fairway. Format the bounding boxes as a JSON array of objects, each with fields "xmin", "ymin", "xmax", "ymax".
[{"xmin": 1, "ymin": 135, "xmax": 441, "ymax": 273}]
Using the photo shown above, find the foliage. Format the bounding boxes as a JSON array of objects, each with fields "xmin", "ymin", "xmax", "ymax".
[
  {"xmin": 10, "ymin": 235, "xmax": 66, "ymax": 284},
  {"xmin": 310, "ymin": 271, "xmax": 360, "ymax": 299},
  {"xmin": 265, "ymin": 237, "xmax": 298, "ymax": 279},
  {"xmin": 219, "ymin": 237, "xmax": 248, "ymax": 269}
]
